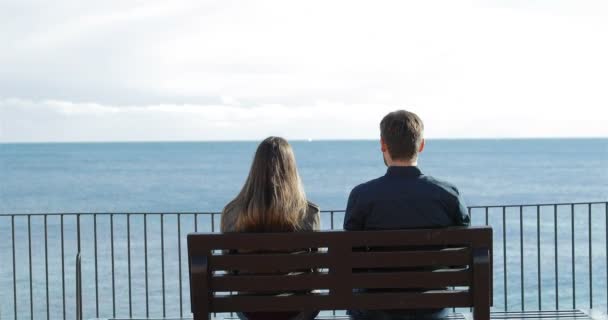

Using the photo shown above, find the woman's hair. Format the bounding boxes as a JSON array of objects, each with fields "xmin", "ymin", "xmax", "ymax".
[{"xmin": 221, "ymin": 137, "xmax": 308, "ymax": 232}]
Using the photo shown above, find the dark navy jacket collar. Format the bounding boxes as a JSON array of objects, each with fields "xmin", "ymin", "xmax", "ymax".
[{"xmin": 385, "ymin": 166, "xmax": 422, "ymax": 178}]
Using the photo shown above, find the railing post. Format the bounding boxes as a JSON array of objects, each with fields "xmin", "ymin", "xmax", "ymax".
[{"xmin": 75, "ymin": 253, "xmax": 82, "ymax": 320}]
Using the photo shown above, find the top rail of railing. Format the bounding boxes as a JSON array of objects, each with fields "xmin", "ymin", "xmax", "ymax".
[{"xmin": 1, "ymin": 200, "xmax": 606, "ymax": 216}]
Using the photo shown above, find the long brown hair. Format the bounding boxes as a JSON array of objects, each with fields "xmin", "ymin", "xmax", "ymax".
[{"xmin": 221, "ymin": 137, "xmax": 309, "ymax": 232}]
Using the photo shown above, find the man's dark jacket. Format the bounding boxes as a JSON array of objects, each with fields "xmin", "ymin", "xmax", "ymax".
[
  {"xmin": 344, "ymin": 166, "xmax": 469, "ymax": 230},
  {"xmin": 343, "ymin": 165, "xmax": 470, "ymax": 320}
]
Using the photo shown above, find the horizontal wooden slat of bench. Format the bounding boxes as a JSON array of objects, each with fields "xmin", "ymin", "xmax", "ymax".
[
  {"xmin": 209, "ymin": 249, "xmax": 471, "ymax": 272},
  {"xmin": 211, "ymin": 290, "xmax": 471, "ymax": 312},
  {"xmin": 211, "ymin": 270, "xmax": 470, "ymax": 292},
  {"xmin": 351, "ymin": 290, "xmax": 472, "ymax": 309},
  {"xmin": 489, "ymin": 309, "xmax": 591, "ymax": 319},
  {"xmin": 212, "ymin": 273, "xmax": 332, "ymax": 291},
  {"xmin": 347, "ymin": 228, "xmax": 492, "ymax": 248},
  {"xmin": 188, "ymin": 227, "xmax": 492, "ymax": 252},
  {"xmin": 350, "ymin": 248, "xmax": 471, "ymax": 268},
  {"xmin": 210, "ymin": 252, "xmax": 331, "ymax": 271},
  {"xmin": 351, "ymin": 270, "xmax": 471, "ymax": 288},
  {"xmin": 212, "ymin": 293, "xmax": 339, "ymax": 312}
]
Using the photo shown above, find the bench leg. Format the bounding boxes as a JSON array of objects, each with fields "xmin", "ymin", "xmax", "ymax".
[
  {"xmin": 473, "ymin": 247, "xmax": 491, "ymax": 320},
  {"xmin": 193, "ymin": 312, "xmax": 210, "ymax": 320}
]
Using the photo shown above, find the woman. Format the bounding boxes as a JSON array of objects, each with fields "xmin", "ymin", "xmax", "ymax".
[{"xmin": 221, "ymin": 136, "xmax": 320, "ymax": 320}]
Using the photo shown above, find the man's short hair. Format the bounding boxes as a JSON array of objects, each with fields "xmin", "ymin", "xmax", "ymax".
[{"xmin": 380, "ymin": 110, "xmax": 424, "ymax": 161}]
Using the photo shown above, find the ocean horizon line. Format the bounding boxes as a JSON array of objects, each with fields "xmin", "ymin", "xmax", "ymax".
[
  {"xmin": 2, "ymin": 200, "xmax": 607, "ymax": 216},
  {"xmin": 1, "ymin": 136, "xmax": 607, "ymax": 145}
]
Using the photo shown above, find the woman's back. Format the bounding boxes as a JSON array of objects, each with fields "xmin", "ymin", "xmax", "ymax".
[{"xmin": 218, "ymin": 137, "xmax": 320, "ymax": 320}]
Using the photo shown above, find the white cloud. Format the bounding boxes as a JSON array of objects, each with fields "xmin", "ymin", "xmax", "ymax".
[
  {"xmin": 1, "ymin": 98, "xmax": 606, "ymax": 142},
  {"xmin": 0, "ymin": 0, "xmax": 607, "ymax": 141}
]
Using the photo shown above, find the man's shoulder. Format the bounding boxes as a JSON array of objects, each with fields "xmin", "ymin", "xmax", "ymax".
[
  {"xmin": 420, "ymin": 175, "xmax": 461, "ymax": 196},
  {"xmin": 350, "ymin": 176, "xmax": 385, "ymax": 196}
]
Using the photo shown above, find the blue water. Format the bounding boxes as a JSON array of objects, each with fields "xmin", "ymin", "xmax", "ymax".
[
  {"xmin": 0, "ymin": 139, "xmax": 607, "ymax": 319},
  {"xmin": 1, "ymin": 139, "xmax": 607, "ymax": 213}
]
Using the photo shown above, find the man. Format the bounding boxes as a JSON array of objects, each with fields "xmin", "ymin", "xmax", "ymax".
[{"xmin": 344, "ymin": 110, "xmax": 470, "ymax": 320}]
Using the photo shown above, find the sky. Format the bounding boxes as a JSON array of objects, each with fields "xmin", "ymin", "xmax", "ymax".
[{"xmin": 1, "ymin": 0, "xmax": 607, "ymax": 142}]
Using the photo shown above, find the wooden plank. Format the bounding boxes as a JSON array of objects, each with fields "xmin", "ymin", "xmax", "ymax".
[
  {"xmin": 489, "ymin": 309, "xmax": 591, "ymax": 319},
  {"xmin": 347, "ymin": 228, "xmax": 492, "ymax": 248},
  {"xmin": 211, "ymin": 273, "xmax": 334, "ymax": 291},
  {"xmin": 350, "ymin": 248, "xmax": 471, "ymax": 268},
  {"xmin": 187, "ymin": 227, "xmax": 493, "ymax": 252},
  {"xmin": 211, "ymin": 290, "xmax": 471, "ymax": 312},
  {"xmin": 351, "ymin": 290, "xmax": 472, "ymax": 309},
  {"xmin": 212, "ymin": 293, "xmax": 343, "ymax": 312},
  {"xmin": 188, "ymin": 231, "xmax": 334, "ymax": 252},
  {"xmin": 210, "ymin": 252, "xmax": 331, "ymax": 271},
  {"xmin": 350, "ymin": 270, "xmax": 471, "ymax": 288}
]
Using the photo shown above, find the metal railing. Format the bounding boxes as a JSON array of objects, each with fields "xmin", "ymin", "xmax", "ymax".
[{"xmin": 0, "ymin": 201, "xmax": 607, "ymax": 319}]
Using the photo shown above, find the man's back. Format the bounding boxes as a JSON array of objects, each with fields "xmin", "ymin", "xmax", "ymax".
[{"xmin": 343, "ymin": 166, "xmax": 470, "ymax": 320}]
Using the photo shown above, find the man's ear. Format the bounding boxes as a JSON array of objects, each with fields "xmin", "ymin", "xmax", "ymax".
[
  {"xmin": 419, "ymin": 138, "xmax": 425, "ymax": 153},
  {"xmin": 380, "ymin": 138, "xmax": 387, "ymax": 152}
]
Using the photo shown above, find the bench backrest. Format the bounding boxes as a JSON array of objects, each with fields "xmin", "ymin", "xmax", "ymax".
[{"xmin": 188, "ymin": 226, "xmax": 492, "ymax": 320}]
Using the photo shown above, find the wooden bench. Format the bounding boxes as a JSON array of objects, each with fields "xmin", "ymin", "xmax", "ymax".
[{"xmin": 188, "ymin": 226, "xmax": 493, "ymax": 320}]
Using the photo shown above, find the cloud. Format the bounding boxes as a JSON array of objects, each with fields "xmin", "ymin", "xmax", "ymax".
[
  {"xmin": 0, "ymin": 98, "xmax": 394, "ymax": 142},
  {"xmin": 1, "ymin": 1, "xmax": 607, "ymax": 141},
  {"xmin": 1, "ymin": 98, "xmax": 606, "ymax": 142}
]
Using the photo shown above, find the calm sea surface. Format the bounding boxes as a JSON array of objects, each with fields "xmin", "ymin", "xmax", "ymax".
[
  {"xmin": 1, "ymin": 139, "xmax": 607, "ymax": 213},
  {"xmin": 0, "ymin": 139, "xmax": 607, "ymax": 319}
]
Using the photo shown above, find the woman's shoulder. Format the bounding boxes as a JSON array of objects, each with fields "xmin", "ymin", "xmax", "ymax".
[
  {"xmin": 301, "ymin": 201, "xmax": 320, "ymax": 231},
  {"xmin": 221, "ymin": 200, "xmax": 240, "ymax": 232},
  {"xmin": 306, "ymin": 201, "xmax": 320, "ymax": 214}
]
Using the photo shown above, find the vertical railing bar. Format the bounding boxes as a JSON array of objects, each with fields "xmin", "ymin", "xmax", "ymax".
[
  {"xmin": 330, "ymin": 210, "xmax": 336, "ymax": 316},
  {"xmin": 111, "ymin": 213, "xmax": 115, "ymax": 318},
  {"xmin": 77, "ymin": 214, "xmax": 81, "ymax": 320},
  {"xmin": 94, "ymin": 214, "xmax": 99, "ymax": 317},
  {"xmin": 61, "ymin": 215, "xmax": 65, "ymax": 320},
  {"xmin": 571, "ymin": 203, "xmax": 575, "ymax": 309},
  {"xmin": 127, "ymin": 214, "xmax": 132, "ymax": 317},
  {"xmin": 554, "ymin": 204, "xmax": 559, "ymax": 310},
  {"xmin": 144, "ymin": 213, "xmax": 149, "ymax": 318},
  {"xmin": 77, "ymin": 213, "xmax": 81, "ymax": 319},
  {"xmin": 537, "ymin": 205, "xmax": 541, "ymax": 310},
  {"xmin": 77, "ymin": 214, "xmax": 81, "ymax": 253},
  {"xmin": 520, "ymin": 205, "xmax": 524, "ymax": 311},
  {"xmin": 211, "ymin": 213, "xmax": 215, "ymax": 232},
  {"xmin": 12, "ymin": 216, "xmax": 17, "ymax": 320},
  {"xmin": 503, "ymin": 206, "xmax": 507, "ymax": 311},
  {"xmin": 588, "ymin": 203, "xmax": 592, "ymax": 309},
  {"xmin": 485, "ymin": 207, "xmax": 489, "ymax": 225},
  {"xmin": 45, "ymin": 215, "xmax": 49, "ymax": 320},
  {"xmin": 161, "ymin": 213, "xmax": 166, "ymax": 317},
  {"xmin": 332, "ymin": 211, "xmax": 338, "ymax": 316},
  {"xmin": 178, "ymin": 214, "xmax": 183, "ymax": 317},
  {"xmin": 76, "ymin": 214, "xmax": 81, "ymax": 320},
  {"xmin": 468, "ymin": 206, "xmax": 473, "ymax": 313},
  {"xmin": 194, "ymin": 213, "xmax": 198, "ymax": 232},
  {"xmin": 28, "ymin": 215, "xmax": 33, "ymax": 320}
]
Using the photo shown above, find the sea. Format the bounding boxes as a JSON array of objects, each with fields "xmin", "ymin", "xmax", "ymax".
[{"xmin": 0, "ymin": 139, "xmax": 607, "ymax": 319}]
